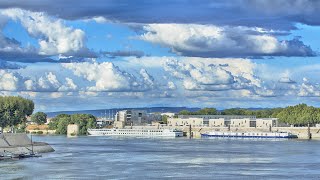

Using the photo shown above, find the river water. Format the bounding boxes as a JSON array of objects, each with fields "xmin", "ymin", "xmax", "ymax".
[{"xmin": 1, "ymin": 136, "xmax": 320, "ymax": 179}]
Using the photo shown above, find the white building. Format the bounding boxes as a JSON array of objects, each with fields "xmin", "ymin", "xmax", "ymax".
[
  {"xmin": 229, "ymin": 118, "xmax": 251, "ymax": 128},
  {"xmin": 167, "ymin": 117, "xmax": 203, "ymax": 127},
  {"xmin": 255, "ymin": 118, "xmax": 278, "ymax": 128},
  {"xmin": 167, "ymin": 116, "xmax": 278, "ymax": 128},
  {"xmin": 208, "ymin": 118, "xmax": 225, "ymax": 127}
]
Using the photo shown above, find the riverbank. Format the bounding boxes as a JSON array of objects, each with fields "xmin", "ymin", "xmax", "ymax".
[
  {"xmin": 124, "ymin": 125, "xmax": 320, "ymax": 139},
  {"xmin": 0, "ymin": 133, "xmax": 54, "ymax": 155}
]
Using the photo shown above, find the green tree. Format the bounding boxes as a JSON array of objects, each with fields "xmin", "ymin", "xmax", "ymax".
[
  {"xmin": 179, "ymin": 110, "xmax": 191, "ymax": 115},
  {"xmin": 71, "ymin": 114, "xmax": 96, "ymax": 135},
  {"xmin": 56, "ymin": 117, "xmax": 71, "ymax": 134},
  {"xmin": 31, "ymin": 112, "xmax": 47, "ymax": 125},
  {"xmin": 162, "ymin": 115, "xmax": 168, "ymax": 124},
  {"xmin": 179, "ymin": 108, "xmax": 217, "ymax": 115},
  {"xmin": 275, "ymin": 104, "xmax": 320, "ymax": 126},
  {"xmin": 197, "ymin": 108, "xmax": 217, "ymax": 115},
  {"xmin": 0, "ymin": 96, "xmax": 34, "ymax": 133}
]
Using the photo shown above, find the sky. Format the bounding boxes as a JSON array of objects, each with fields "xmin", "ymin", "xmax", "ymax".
[{"xmin": 0, "ymin": 0, "xmax": 320, "ymax": 112}]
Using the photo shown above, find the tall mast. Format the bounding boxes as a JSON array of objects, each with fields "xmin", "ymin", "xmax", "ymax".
[{"xmin": 31, "ymin": 133, "xmax": 34, "ymax": 154}]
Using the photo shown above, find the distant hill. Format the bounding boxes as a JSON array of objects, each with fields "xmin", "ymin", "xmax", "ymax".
[{"xmin": 45, "ymin": 107, "xmax": 201, "ymax": 118}]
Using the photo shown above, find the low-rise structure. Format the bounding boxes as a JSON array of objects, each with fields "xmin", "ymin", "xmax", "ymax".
[
  {"xmin": 255, "ymin": 118, "xmax": 278, "ymax": 128},
  {"xmin": 96, "ymin": 118, "xmax": 113, "ymax": 128},
  {"xmin": 229, "ymin": 118, "xmax": 252, "ymax": 128},
  {"xmin": 208, "ymin": 118, "xmax": 225, "ymax": 127},
  {"xmin": 167, "ymin": 116, "xmax": 279, "ymax": 128},
  {"xmin": 167, "ymin": 117, "xmax": 203, "ymax": 127}
]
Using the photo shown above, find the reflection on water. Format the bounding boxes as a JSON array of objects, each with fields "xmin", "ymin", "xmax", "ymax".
[{"xmin": 1, "ymin": 136, "xmax": 320, "ymax": 179}]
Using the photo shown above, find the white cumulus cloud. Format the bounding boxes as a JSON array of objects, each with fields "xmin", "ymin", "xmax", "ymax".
[
  {"xmin": 0, "ymin": 70, "xmax": 21, "ymax": 91},
  {"xmin": 63, "ymin": 61, "xmax": 154, "ymax": 92},
  {"xmin": 163, "ymin": 58, "xmax": 260, "ymax": 92},
  {"xmin": 2, "ymin": 8, "xmax": 86, "ymax": 56}
]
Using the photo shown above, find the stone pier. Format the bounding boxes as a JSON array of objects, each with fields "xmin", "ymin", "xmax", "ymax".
[{"xmin": 0, "ymin": 133, "xmax": 54, "ymax": 155}]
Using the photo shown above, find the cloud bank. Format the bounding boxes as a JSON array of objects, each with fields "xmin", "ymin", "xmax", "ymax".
[{"xmin": 139, "ymin": 24, "xmax": 315, "ymax": 58}]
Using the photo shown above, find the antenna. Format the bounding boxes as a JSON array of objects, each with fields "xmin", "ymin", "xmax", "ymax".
[{"xmin": 112, "ymin": 110, "xmax": 114, "ymax": 120}]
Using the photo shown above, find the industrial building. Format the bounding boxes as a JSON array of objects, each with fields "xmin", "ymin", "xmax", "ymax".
[
  {"xmin": 114, "ymin": 110, "xmax": 147, "ymax": 126},
  {"xmin": 113, "ymin": 110, "xmax": 164, "ymax": 128}
]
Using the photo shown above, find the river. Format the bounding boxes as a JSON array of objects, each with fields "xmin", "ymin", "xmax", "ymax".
[{"xmin": 1, "ymin": 136, "xmax": 320, "ymax": 179}]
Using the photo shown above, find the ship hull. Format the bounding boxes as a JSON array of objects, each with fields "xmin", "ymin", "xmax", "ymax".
[
  {"xmin": 201, "ymin": 132, "xmax": 297, "ymax": 139},
  {"xmin": 88, "ymin": 128, "xmax": 183, "ymax": 137}
]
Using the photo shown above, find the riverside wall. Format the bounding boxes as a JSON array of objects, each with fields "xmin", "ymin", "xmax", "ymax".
[
  {"xmin": 27, "ymin": 130, "xmax": 56, "ymax": 135},
  {"xmin": 123, "ymin": 125, "xmax": 320, "ymax": 139},
  {"xmin": 0, "ymin": 133, "xmax": 54, "ymax": 155},
  {"xmin": 168, "ymin": 126, "xmax": 320, "ymax": 139}
]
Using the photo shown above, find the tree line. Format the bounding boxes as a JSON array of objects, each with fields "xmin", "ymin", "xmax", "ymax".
[
  {"xmin": 178, "ymin": 104, "xmax": 320, "ymax": 126},
  {"xmin": 179, "ymin": 108, "xmax": 218, "ymax": 115},
  {"xmin": 48, "ymin": 114, "xmax": 96, "ymax": 135}
]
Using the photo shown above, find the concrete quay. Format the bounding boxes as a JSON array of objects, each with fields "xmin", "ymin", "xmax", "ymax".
[
  {"xmin": 172, "ymin": 126, "xmax": 320, "ymax": 139},
  {"xmin": 0, "ymin": 133, "xmax": 54, "ymax": 155},
  {"xmin": 110, "ymin": 125, "xmax": 320, "ymax": 139}
]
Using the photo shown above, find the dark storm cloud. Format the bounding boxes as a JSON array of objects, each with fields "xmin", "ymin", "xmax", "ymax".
[
  {"xmin": 0, "ymin": 0, "xmax": 319, "ymax": 59},
  {"xmin": 177, "ymin": 38, "xmax": 316, "ymax": 58},
  {"xmin": 1, "ymin": 0, "xmax": 319, "ymax": 30},
  {"xmin": 245, "ymin": 0, "xmax": 320, "ymax": 26}
]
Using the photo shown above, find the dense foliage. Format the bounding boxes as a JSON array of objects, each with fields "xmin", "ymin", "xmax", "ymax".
[
  {"xmin": 276, "ymin": 104, "xmax": 320, "ymax": 126},
  {"xmin": 179, "ymin": 108, "xmax": 217, "ymax": 115},
  {"xmin": 48, "ymin": 114, "xmax": 96, "ymax": 135},
  {"xmin": 31, "ymin": 112, "xmax": 47, "ymax": 125},
  {"xmin": 0, "ymin": 96, "xmax": 34, "ymax": 131},
  {"xmin": 178, "ymin": 104, "xmax": 320, "ymax": 126},
  {"xmin": 161, "ymin": 115, "xmax": 168, "ymax": 124},
  {"xmin": 220, "ymin": 108, "xmax": 283, "ymax": 118}
]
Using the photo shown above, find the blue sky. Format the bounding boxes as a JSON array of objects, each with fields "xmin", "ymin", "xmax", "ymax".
[{"xmin": 0, "ymin": 0, "xmax": 320, "ymax": 112}]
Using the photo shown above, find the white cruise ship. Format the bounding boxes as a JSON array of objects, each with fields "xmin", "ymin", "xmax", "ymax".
[{"xmin": 87, "ymin": 128, "xmax": 184, "ymax": 137}]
